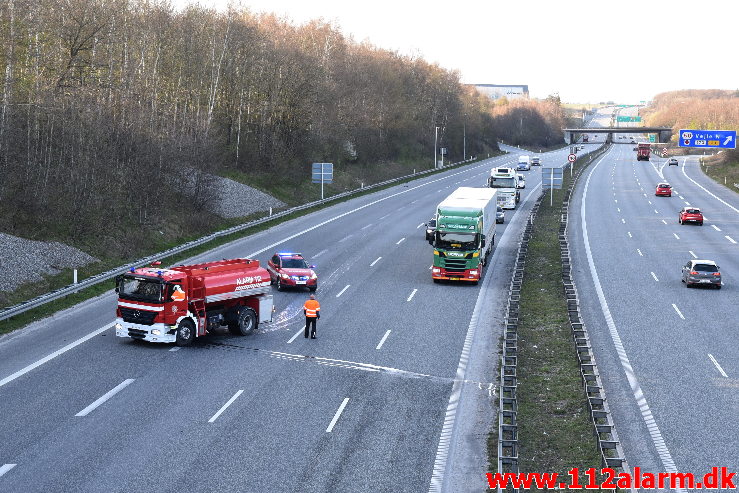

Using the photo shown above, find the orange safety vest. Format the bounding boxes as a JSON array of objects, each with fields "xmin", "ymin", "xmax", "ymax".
[
  {"xmin": 171, "ymin": 288, "xmax": 186, "ymax": 302},
  {"xmin": 303, "ymin": 299, "xmax": 320, "ymax": 318}
]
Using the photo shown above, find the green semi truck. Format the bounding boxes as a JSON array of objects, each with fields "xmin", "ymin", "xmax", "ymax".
[{"xmin": 431, "ymin": 187, "xmax": 497, "ymax": 284}]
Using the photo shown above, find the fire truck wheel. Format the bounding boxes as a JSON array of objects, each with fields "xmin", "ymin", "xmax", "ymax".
[
  {"xmin": 231, "ymin": 307, "xmax": 257, "ymax": 336},
  {"xmin": 175, "ymin": 319, "xmax": 196, "ymax": 346}
]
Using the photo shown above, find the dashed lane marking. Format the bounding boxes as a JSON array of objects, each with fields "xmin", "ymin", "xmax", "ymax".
[
  {"xmin": 651, "ymin": 272, "xmax": 659, "ymax": 282},
  {"xmin": 336, "ymin": 284, "xmax": 351, "ymax": 297},
  {"xmin": 726, "ymin": 236, "xmax": 737, "ymax": 244},
  {"xmin": 75, "ymin": 379, "xmax": 135, "ymax": 417},
  {"xmin": 287, "ymin": 327, "xmax": 305, "ymax": 344},
  {"xmin": 326, "ymin": 398, "xmax": 350, "ymax": 433},
  {"xmin": 396, "ymin": 237, "xmax": 406, "ymax": 245},
  {"xmin": 0, "ymin": 464, "xmax": 17, "ymax": 478},
  {"xmin": 672, "ymin": 304, "xmax": 685, "ymax": 320},
  {"xmin": 637, "ymin": 249, "xmax": 643, "ymax": 256},
  {"xmin": 376, "ymin": 330, "xmax": 391, "ymax": 350},
  {"xmin": 407, "ymin": 289, "xmax": 418, "ymax": 302},
  {"xmin": 689, "ymin": 251, "xmax": 698, "ymax": 258},
  {"xmin": 208, "ymin": 390, "xmax": 244, "ymax": 423},
  {"xmin": 712, "ymin": 225, "xmax": 721, "ymax": 231},
  {"xmin": 708, "ymin": 354, "xmax": 729, "ymax": 378},
  {"xmin": 370, "ymin": 256, "xmax": 382, "ymax": 267}
]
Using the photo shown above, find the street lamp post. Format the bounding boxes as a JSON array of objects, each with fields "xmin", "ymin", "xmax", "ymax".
[
  {"xmin": 463, "ymin": 122, "xmax": 466, "ymax": 161},
  {"xmin": 434, "ymin": 126, "xmax": 439, "ymax": 169}
]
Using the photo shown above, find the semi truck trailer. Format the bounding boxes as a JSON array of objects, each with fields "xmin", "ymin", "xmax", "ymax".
[
  {"xmin": 431, "ymin": 187, "xmax": 497, "ymax": 284},
  {"xmin": 115, "ymin": 258, "xmax": 274, "ymax": 346}
]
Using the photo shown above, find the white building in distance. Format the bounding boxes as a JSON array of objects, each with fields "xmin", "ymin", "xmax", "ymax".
[{"xmin": 471, "ymin": 84, "xmax": 529, "ymax": 101}]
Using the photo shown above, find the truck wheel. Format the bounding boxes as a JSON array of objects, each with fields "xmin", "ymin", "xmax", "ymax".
[
  {"xmin": 230, "ymin": 307, "xmax": 257, "ymax": 336},
  {"xmin": 175, "ymin": 319, "xmax": 196, "ymax": 346}
]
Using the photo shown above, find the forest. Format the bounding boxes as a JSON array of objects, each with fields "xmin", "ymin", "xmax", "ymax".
[{"xmin": 0, "ymin": 0, "xmax": 565, "ymax": 261}]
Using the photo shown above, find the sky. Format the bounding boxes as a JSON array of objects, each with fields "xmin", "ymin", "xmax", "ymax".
[{"xmin": 173, "ymin": 0, "xmax": 739, "ymax": 103}]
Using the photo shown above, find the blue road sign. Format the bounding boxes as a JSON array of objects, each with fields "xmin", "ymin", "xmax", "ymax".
[
  {"xmin": 678, "ymin": 129, "xmax": 736, "ymax": 149},
  {"xmin": 311, "ymin": 162, "xmax": 333, "ymax": 184}
]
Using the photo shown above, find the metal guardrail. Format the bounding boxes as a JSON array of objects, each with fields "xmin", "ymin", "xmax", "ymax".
[
  {"xmin": 496, "ymin": 192, "xmax": 541, "ymax": 488},
  {"xmin": 0, "ymin": 158, "xmax": 478, "ymax": 322},
  {"xmin": 559, "ymin": 143, "xmax": 628, "ymax": 471}
]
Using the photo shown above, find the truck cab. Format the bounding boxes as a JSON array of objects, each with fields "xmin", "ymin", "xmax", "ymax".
[{"xmin": 488, "ymin": 167, "xmax": 520, "ymax": 209}]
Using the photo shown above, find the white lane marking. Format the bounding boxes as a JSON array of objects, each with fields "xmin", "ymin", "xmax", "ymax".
[
  {"xmin": 581, "ymin": 152, "xmax": 684, "ymax": 487},
  {"xmin": 637, "ymin": 249, "xmax": 643, "ymax": 256},
  {"xmin": 712, "ymin": 225, "xmax": 721, "ymax": 231},
  {"xmin": 287, "ymin": 326, "xmax": 305, "ymax": 344},
  {"xmin": 648, "ymin": 200, "xmax": 652, "ymax": 205},
  {"xmin": 313, "ymin": 248, "xmax": 329, "ymax": 258},
  {"xmin": 673, "ymin": 233, "xmax": 680, "ymax": 240},
  {"xmin": 326, "ymin": 397, "xmax": 350, "ymax": 432},
  {"xmin": 417, "ymin": 222, "xmax": 425, "ymax": 229},
  {"xmin": 617, "ymin": 207, "xmax": 621, "ymax": 212},
  {"xmin": 654, "ymin": 209, "xmax": 659, "ymax": 214},
  {"xmin": 726, "ymin": 236, "xmax": 737, "ymax": 244},
  {"xmin": 651, "ymin": 272, "xmax": 659, "ymax": 282},
  {"xmin": 679, "ymin": 195, "xmax": 685, "ymax": 200},
  {"xmin": 708, "ymin": 354, "xmax": 729, "ymax": 378},
  {"xmin": 672, "ymin": 304, "xmax": 685, "ymax": 320},
  {"xmin": 0, "ymin": 464, "xmax": 17, "ymax": 478},
  {"xmin": 376, "ymin": 330, "xmax": 391, "ymax": 350},
  {"xmin": 169, "ymin": 347, "xmax": 180, "ymax": 352},
  {"xmin": 429, "ymin": 265, "xmax": 432, "ymax": 270},
  {"xmin": 627, "ymin": 231, "xmax": 632, "ymax": 238},
  {"xmin": 336, "ymin": 284, "xmax": 351, "ymax": 297},
  {"xmin": 338, "ymin": 234, "xmax": 353, "ymax": 243},
  {"xmin": 208, "ymin": 390, "xmax": 244, "ymax": 423},
  {"xmin": 378, "ymin": 213, "xmax": 390, "ymax": 220},
  {"xmin": 410, "ymin": 199, "xmax": 418, "ymax": 204},
  {"xmin": 370, "ymin": 256, "xmax": 382, "ymax": 267},
  {"xmin": 661, "ymin": 219, "xmax": 667, "ymax": 225},
  {"xmin": 361, "ymin": 224, "xmax": 373, "ymax": 231},
  {"xmin": 437, "ymin": 189, "xmax": 443, "ymax": 193},
  {"xmin": 684, "ymin": 201, "xmax": 690, "ymax": 206},
  {"xmin": 75, "ymin": 379, "xmax": 135, "ymax": 417},
  {"xmin": 643, "ymin": 193, "xmax": 647, "ymax": 197},
  {"xmin": 621, "ymin": 218, "xmax": 626, "ymax": 224},
  {"xmin": 407, "ymin": 288, "xmax": 418, "ymax": 302},
  {"xmin": 0, "ymin": 323, "xmax": 113, "ymax": 389},
  {"xmin": 614, "ymin": 199, "xmax": 618, "ymax": 203},
  {"xmin": 689, "ymin": 250, "xmax": 698, "ymax": 258},
  {"xmin": 682, "ymin": 159, "xmax": 739, "ymax": 214},
  {"xmin": 396, "ymin": 237, "xmax": 406, "ymax": 245}
]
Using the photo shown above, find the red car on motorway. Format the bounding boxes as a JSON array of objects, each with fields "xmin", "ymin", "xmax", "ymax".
[
  {"xmin": 267, "ymin": 252, "xmax": 318, "ymax": 292},
  {"xmin": 678, "ymin": 207, "xmax": 703, "ymax": 226},
  {"xmin": 655, "ymin": 183, "xmax": 672, "ymax": 197}
]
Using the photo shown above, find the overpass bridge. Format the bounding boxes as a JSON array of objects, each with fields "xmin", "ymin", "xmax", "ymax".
[{"xmin": 564, "ymin": 127, "xmax": 672, "ymax": 144}]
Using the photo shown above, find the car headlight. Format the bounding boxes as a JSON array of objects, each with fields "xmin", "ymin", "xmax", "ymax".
[
  {"xmin": 152, "ymin": 329, "xmax": 161, "ymax": 335},
  {"xmin": 281, "ymin": 273, "xmax": 289, "ymax": 279},
  {"xmin": 311, "ymin": 272, "xmax": 317, "ymax": 279}
]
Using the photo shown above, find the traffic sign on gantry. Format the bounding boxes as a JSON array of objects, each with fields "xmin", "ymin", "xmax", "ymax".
[{"xmin": 678, "ymin": 129, "xmax": 736, "ymax": 149}]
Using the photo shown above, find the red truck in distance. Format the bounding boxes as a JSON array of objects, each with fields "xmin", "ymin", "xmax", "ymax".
[
  {"xmin": 115, "ymin": 258, "xmax": 274, "ymax": 346},
  {"xmin": 636, "ymin": 142, "xmax": 651, "ymax": 161}
]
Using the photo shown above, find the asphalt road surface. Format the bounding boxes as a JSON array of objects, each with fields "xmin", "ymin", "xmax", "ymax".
[
  {"xmin": 569, "ymin": 139, "xmax": 739, "ymax": 486},
  {"xmin": 0, "ymin": 141, "xmax": 591, "ymax": 492}
]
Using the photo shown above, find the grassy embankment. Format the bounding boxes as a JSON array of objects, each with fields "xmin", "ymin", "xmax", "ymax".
[
  {"xmin": 702, "ymin": 149, "xmax": 739, "ymax": 193},
  {"xmin": 488, "ymin": 152, "xmax": 604, "ymax": 489},
  {"xmin": 0, "ymin": 155, "xmax": 494, "ymax": 336}
]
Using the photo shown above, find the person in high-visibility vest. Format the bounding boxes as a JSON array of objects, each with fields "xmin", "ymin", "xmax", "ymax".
[
  {"xmin": 171, "ymin": 285, "xmax": 186, "ymax": 302},
  {"xmin": 303, "ymin": 294, "xmax": 320, "ymax": 339}
]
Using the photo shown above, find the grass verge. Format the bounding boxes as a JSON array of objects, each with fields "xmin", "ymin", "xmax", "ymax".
[
  {"xmin": 702, "ymin": 150, "xmax": 739, "ymax": 193},
  {"xmin": 0, "ymin": 156, "xmax": 492, "ymax": 336},
  {"xmin": 488, "ymin": 153, "xmax": 605, "ymax": 489}
]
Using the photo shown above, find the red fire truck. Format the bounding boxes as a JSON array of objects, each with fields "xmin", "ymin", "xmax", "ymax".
[
  {"xmin": 115, "ymin": 258, "xmax": 273, "ymax": 346},
  {"xmin": 636, "ymin": 142, "xmax": 651, "ymax": 161}
]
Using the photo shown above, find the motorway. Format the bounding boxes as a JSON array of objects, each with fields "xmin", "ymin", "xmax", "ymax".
[
  {"xmin": 0, "ymin": 142, "xmax": 593, "ymax": 492},
  {"xmin": 569, "ymin": 113, "xmax": 739, "ymax": 486}
]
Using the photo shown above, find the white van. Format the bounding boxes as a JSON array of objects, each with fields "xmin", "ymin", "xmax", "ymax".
[{"xmin": 516, "ymin": 155, "xmax": 530, "ymax": 171}]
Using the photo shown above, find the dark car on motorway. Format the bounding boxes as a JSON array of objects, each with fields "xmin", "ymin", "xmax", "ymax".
[
  {"xmin": 425, "ymin": 217, "xmax": 437, "ymax": 242},
  {"xmin": 655, "ymin": 183, "xmax": 672, "ymax": 197},
  {"xmin": 267, "ymin": 252, "xmax": 318, "ymax": 292},
  {"xmin": 496, "ymin": 205, "xmax": 505, "ymax": 224},
  {"xmin": 681, "ymin": 259, "xmax": 722, "ymax": 289},
  {"xmin": 668, "ymin": 158, "xmax": 679, "ymax": 166},
  {"xmin": 679, "ymin": 207, "xmax": 703, "ymax": 225}
]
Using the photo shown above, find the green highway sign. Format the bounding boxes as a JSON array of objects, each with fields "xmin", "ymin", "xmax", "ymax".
[
  {"xmin": 617, "ymin": 116, "xmax": 642, "ymax": 122},
  {"xmin": 649, "ymin": 135, "xmax": 655, "ymax": 142}
]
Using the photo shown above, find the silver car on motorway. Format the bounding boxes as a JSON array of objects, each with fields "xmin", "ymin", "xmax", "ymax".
[
  {"xmin": 496, "ymin": 205, "xmax": 505, "ymax": 224},
  {"xmin": 681, "ymin": 259, "xmax": 722, "ymax": 289}
]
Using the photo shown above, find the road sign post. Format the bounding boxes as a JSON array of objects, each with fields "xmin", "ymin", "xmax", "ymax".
[
  {"xmin": 311, "ymin": 162, "xmax": 334, "ymax": 200},
  {"xmin": 678, "ymin": 129, "xmax": 736, "ymax": 149}
]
